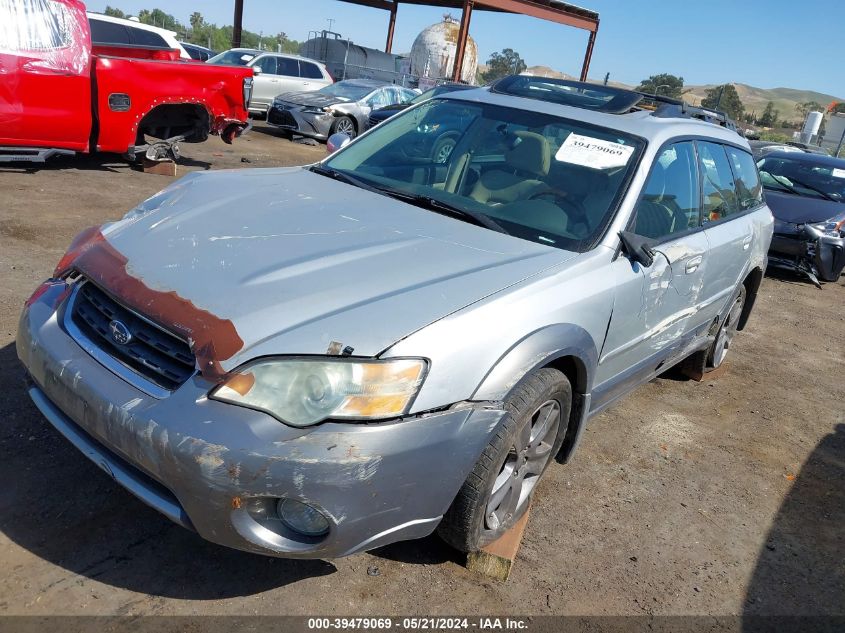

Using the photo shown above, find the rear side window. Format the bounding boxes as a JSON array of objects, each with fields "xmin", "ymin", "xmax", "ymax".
[
  {"xmin": 725, "ymin": 147, "xmax": 763, "ymax": 210},
  {"xmin": 129, "ymin": 27, "xmax": 168, "ymax": 48},
  {"xmin": 276, "ymin": 57, "xmax": 300, "ymax": 77},
  {"xmin": 697, "ymin": 141, "xmax": 740, "ymax": 221},
  {"xmin": 89, "ymin": 18, "xmax": 131, "ymax": 44},
  {"xmin": 252, "ymin": 55, "xmax": 277, "ymax": 75},
  {"xmin": 632, "ymin": 142, "xmax": 701, "ymax": 240},
  {"xmin": 3, "ymin": 0, "xmax": 73, "ymax": 50},
  {"xmin": 300, "ymin": 61, "xmax": 324, "ymax": 79}
]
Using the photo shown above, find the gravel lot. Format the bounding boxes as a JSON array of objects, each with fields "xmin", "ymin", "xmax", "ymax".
[{"xmin": 0, "ymin": 122, "xmax": 842, "ymax": 618}]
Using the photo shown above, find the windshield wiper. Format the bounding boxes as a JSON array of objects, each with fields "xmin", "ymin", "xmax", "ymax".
[
  {"xmin": 309, "ymin": 165, "xmax": 508, "ymax": 234},
  {"xmin": 782, "ymin": 176, "xmax": 838, "ymax": 203},
  {"xmin": 308, "ymin": 164, "xmax": 386, "ymax": 196},
  {"xmin": 766, "ymin": 173, "xmax": 803, "ymax": 197},
  {"xmin": 382, "ymin": 190, "xmax": 509, "ymax": 234}
]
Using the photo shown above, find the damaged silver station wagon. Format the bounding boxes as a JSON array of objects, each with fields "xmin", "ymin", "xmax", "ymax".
[{"xmin": 18, "ymin": 77, "xmax": 773, "ymax": 558}]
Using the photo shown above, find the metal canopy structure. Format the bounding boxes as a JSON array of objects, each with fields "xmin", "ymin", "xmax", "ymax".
[{"xmin": 231, "ymin": 0, "xmax": 599, "ymax": 82}]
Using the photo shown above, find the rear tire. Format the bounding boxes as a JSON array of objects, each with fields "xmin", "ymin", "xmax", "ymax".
[
  {"xmin": 706, "ymin": 284, "xmax": 746, "ymax": 370},
  {"xmin": 437, "ymin": 368, "xmax": 571, "ymax": 552}
]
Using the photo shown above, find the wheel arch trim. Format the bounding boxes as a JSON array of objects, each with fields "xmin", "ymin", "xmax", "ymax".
[{"xmin": 471, "ymin": 323, "xmax": 597, "ymax": 402}]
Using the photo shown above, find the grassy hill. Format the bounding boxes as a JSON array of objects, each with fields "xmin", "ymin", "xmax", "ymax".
[{"xmin": 682, "ymin": 84, "xmax": 843, "ymax": 123}]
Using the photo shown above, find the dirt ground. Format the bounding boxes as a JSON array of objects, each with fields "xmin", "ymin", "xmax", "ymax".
[{"xmin": 0, "ymin": 122, "xmax": 843, "ymax": 618}]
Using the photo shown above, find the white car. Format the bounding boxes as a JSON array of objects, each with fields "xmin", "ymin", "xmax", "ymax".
[
  {"xmin": 87, "ymin": 13, "xmax": 190, "ymax": 60},
  {"xmin": 208, "ymin": 49, "xmax": 334, "ymax": 116}
]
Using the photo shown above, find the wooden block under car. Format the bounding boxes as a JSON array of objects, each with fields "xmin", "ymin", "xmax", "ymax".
[
  {"xmin": 465, "ymin": 505, "xmax": 531, "ymax": 581},
  {"xmin": 686, "ymin": 362, "xmax": 729, "ymax": 382},
  {"xmin": 142, "ymin": 159, "xmax": 177, "ymax": 176}
]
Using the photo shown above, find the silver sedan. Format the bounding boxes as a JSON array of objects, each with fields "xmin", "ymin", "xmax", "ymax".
[{"xmin": 267, "ymin": 79, "xmax": 416, "ymax": 141}]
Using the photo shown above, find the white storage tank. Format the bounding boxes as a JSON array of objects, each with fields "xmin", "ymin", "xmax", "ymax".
[{"xmin": 409, "ymin": 16, "xmax": 477, "ymax": 84}]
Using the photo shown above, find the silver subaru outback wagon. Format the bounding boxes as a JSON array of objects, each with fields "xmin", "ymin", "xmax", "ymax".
[{"xmin": 17, "ymin": 76, "xmax": 773, "ymax": 558}]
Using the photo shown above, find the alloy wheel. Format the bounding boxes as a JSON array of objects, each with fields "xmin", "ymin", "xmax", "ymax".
[
  {"xmin": 711, "ymin": 292, "xmax": 744, "ymax": 368},
  {"xmin": 484, "ymin": 399, "xmax": 560, "ymax": 534}
]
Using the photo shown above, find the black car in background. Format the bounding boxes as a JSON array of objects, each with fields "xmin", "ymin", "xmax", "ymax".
[
  {"xmin": 758, "ymin": 151, "xmax": 845, "ymax": 285},
  {"xmin": 368, "ymin": 84, "xmax": 475, "ymax": 128},
  {"xmin": 180, "ymin": 42, "xmax": 217, "ymax": 62}
]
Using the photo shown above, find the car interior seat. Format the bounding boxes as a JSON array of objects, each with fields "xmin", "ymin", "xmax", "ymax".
[{"xmin": 469, "ymin": 131, "xmax": 551, "ymax": 205}]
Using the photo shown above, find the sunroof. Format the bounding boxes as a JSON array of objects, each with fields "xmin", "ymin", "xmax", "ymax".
[{"xmin": 490, "ymin": 75, "xmax": 644, "ymax": 115}]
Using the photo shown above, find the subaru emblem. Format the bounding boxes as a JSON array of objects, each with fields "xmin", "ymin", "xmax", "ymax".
[{"xmin": 108, "ymin": 320, "xmax": 133, "ymax": 346}]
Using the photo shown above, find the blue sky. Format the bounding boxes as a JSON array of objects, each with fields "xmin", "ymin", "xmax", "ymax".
[{"xmin": 89, "ymin": 0, "xmax": 843, "ymax": 98}]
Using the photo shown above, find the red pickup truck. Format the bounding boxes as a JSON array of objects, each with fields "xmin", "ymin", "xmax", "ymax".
[{"xmin": 0, "ymin": 0, "xmax": 252, "ymax": 163}]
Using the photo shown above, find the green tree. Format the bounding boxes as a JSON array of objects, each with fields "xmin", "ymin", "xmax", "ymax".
[
  {"xmin": 794, "ymin": 101, "xmax": 823, "ymax": 120},
  {"xmin": 701, "ymin": 84, "xmax": 745, "ymax": 121},
  {"xmin": 103, "ymin": 6, "xmax": 127, "ymax": 18},
  {"xmin": 189, "ymin": 12, "xmax": 204, "ymax": 31},
  {"xmin": 481, "ymin": 48, "xmax": 527, "ymax": 83},
  {"xmin": 758, "ymin": 101, "xmax": 778, "ymax": 127},
  {"xmin": 138, "ymin": 8, "xmax": 178, "ymax": 31},
  {"xmin": 636, "ymin": 73, "xmax": 685, "ymax": 99}
]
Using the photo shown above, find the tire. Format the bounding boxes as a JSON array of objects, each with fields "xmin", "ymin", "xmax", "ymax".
[
  {"xmin": 432, "ymin": 136, "xmax": 457, "ymax": 163},
  {"xmin": 437, "ymin": 368, "xmax": 571, "ymax": 552},
  {"xmin": 706, "ymin": 284, "xmax": 746, "ymax": 370},
  {"xmin": 330, "ymin": 116, "xmax": 357, "ymax": 139}
]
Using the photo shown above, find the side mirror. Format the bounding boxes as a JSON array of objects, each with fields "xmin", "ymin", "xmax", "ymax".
[
  {"xmin": 618, "ymin": 230, "xmax": 655, "ymax": 267},
  {"xmin": 252, "ymin": 66, "xmax": 262, "ymax": 76},
  {"xmin": 326, "ymin": 132, "xmax": 351, "ymax": 154}
]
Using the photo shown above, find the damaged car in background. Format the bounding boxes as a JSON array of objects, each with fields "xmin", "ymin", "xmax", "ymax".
[
  {"xmin": 0, "ymin": 0, "xmax": 251, "ymax": 164},
  {"xmin": 268, "ymin": 79, "xmax": 416, "ymax": 140},
  {"xmin": 758, "ymin": 151, "xmax": 845, "ymax": 286},
  {"xmin": 18, "ymin": 77, "xmax": 772, "ymax": 559}
]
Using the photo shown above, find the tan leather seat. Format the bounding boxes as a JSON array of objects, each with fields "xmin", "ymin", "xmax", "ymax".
[{"xmin": 470, "ymin": 131, "xmax": 551, "ymax": 204}]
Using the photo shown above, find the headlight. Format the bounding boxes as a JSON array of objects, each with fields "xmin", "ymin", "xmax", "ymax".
[
  {"xmin": 301, "ymin": 106, "xmax": 329, "ymax": 114},
  {"xmin": 810, "ymin": 213, "xmax": 845, "ymax": 237},
  {"xmin": 210, "ymin": 357, "xmax": 427, "ymax": 427}
]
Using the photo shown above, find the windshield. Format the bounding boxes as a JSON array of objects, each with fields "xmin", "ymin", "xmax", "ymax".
[
  {"xmin": 323, "ymin": 99, "xmax": 645, "ymax": 251},
  {"xmin": 319, "ymin": 83, "xmax": 375, "ymax": 101},
  {"xmin": 758, "ymin": 156, "xmax": 845, "ymax": 202},
  {"xmin": 207, "ymin": 50, "xmax": 256, "ymax": 65}
]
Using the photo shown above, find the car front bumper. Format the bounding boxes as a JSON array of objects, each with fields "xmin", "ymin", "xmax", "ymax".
[
  {"xmin": 769, "ymin": 222, "xmax": 845, "ymax": 281},
  {"xmin": 267, "ymin": 104, "xmax": 334, "ymax": 140},
  {"xmin": 16, "ymin": 281, "xmax": 508, "ymax": 558}
]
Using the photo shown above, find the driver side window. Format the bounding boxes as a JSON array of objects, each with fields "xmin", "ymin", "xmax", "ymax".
[
  {"xmin": 632, "ymin": 142, "xmax": 701, "ymax": 240},
  {"xmin": 252, "ymin": 55, "xmax": 277, "ymax": 75}
]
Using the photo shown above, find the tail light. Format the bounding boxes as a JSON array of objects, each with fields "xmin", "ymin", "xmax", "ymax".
[{"xmin": 243, "ymin": 76, "xmax": 254, "ymax": 110}]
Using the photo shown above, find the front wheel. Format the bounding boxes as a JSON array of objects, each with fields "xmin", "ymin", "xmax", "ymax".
[
  {"xmin": 432, "ymin": 136, "xmax": 457, "ymax": 164},
  {"xmin": 330, "ymin": 116, "xmax": 356, "ymax": 139},
  {"xmin": 707, "ymin": 284, "xmax": 746, "ymax": 370},
  {"xmin": 437, "ymin": 368, "xmax": 571, "ymax": 552}
]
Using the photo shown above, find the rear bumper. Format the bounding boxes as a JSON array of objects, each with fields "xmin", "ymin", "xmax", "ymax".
[{"xmin": 17, "ymin": 281, "xmax": 508, "ymax": 558}]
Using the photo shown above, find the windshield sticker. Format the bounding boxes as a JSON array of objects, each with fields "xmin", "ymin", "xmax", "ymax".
[
  {"xmin": 832, "ymin": 168, "xmax": 845, "ymax": 179},
  {"xmin": 555, "ymin": 133, "xmax": 634, "ymax": 169}
]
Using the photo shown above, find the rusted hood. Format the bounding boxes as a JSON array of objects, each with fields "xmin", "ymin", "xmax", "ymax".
[{"xmin": 67, "ymin": 168, "xmax": 574, "ymax": 377}]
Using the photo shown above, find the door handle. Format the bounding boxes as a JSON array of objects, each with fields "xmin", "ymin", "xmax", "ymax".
[
  {"xmin": 742, "ymin": 235, "xmax": 753, "ymax": 250},
  {"xmin": 685, "ymin": 256, "xmax": 703, "ymax": 274}
]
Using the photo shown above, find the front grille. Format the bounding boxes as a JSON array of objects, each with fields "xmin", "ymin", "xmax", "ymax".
[
  {"xmin": 368, "ymin": 115, "xmax": 381, "ymax": 128},
  {"xmin": 269, "ymin": 106, "xmax": 297, "ymax": 129},
  {"xmin": 70, "ymin": 281, "xmax": 196, "ymax": 390}
]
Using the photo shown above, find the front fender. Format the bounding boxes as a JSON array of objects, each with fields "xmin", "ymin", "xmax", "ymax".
[{"xmin": 472, "ymin": 323, "xmax": 598, "ymax": 401}]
